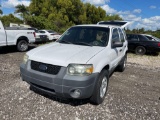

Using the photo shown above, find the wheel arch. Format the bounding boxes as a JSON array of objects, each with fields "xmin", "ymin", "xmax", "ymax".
[
  {"xmin": 16, "ymin": 36, "xmax": 29, "ymax": 45},
  {"xmin": 101, "ymin": 64, "xmax": 110, "ymax": 72}
]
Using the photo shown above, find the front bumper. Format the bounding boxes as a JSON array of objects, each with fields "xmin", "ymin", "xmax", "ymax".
[
  {"xmin": 146, "ymin": 46, "xmax": 160, "ymax": 52},
  {"xmin": 154, "ymin": 47, "xmax": 160, "ymax": 52},
  {"xmin": 20, "ymin": 61, "xmax": 99, "ymax": 99}
]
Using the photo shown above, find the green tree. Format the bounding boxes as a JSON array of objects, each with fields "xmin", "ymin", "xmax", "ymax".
[
  {"xmin": 0, "ymin": 14, "xmax": 23, "ymax": 27},
  {"xmin": 0, "ymin": 5, "xmax": 3, "ymax": 15},
  {"xmin": 104, "ymin": 14, "xmax": 123, "ymax": 21},
  {"xmin": 15, "ymin": 4, "xmax": 28, "ymax": 23},
  {"xmin": 26, "ymin": 0, "xmax": 123, "ymax": 33}
]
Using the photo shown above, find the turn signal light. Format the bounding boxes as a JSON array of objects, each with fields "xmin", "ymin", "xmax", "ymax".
[{"xmin": 33, "ymin": 32, "xmax": 36, "ymax": 37}]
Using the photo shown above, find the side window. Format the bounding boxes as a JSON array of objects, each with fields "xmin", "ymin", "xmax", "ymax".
[
  {"xmin": 127, "ymin": 34, "xmax": 138, "ymax": 41},
  {"xmin": 112, "ymin": 28, "xmax": 120, "ymax": 42},
  {"xmin": 138, "ymin": 35, "xmax": 149, "ymax": 41},
  {"xmin": 118, "ymin": 28, "xmax": 125, "ymax": 42}
]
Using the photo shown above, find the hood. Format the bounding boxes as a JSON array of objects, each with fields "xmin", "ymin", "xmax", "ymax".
[{"xmin": 27, "ymin": 42, "xmax": 104, "ymax": 67}]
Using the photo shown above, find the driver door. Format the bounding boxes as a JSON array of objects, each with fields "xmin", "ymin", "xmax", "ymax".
[{"xmin": 110, "ymin": 28, "xmax": 123, "ymax": 68}]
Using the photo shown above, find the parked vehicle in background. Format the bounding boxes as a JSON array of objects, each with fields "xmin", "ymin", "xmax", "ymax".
[
  {"xmin": 0, "ymin": 20, "xmax": 35, "ymax": 52},
  {"xmin": 20, "ymin": 21, "xmax": 129, "ymax": 105},
  {"xmin": 28, "ymin": 28, "xmax": 49, "ymax": 43},
  {"xmin": 35, "ymin": 31, "xmax": 49, "ymax": 43},
  {"xmin": 39, "ymin": 30, "xmax": 61, "ymax": 41},
  {"xmin": 142, "ymin": 34, "xmax": 160, "ymax": 42},
  {"xmin": 126, "ymin": 34, "xmax": 160, "ymax": 55}
]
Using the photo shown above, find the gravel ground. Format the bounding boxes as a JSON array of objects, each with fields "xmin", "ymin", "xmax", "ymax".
[
  {"xmin": 0, "ymin": 46, "xmax": 160, "ymax": 120},
  {"xmin": 127, "ymin": 53, "xmax": 160, "ymax": 68}
]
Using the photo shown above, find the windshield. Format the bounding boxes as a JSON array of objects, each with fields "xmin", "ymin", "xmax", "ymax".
[
  {"xmin": 58, "ymin": 26, "xmax": 110, "ymax": 47},
  {"xmin": 145, "ymin": 35, "xmax": 160, "ymax": 41},
  {"xmin": 152, "ymin": 36, "xmax": 160, "ymax": 41}
]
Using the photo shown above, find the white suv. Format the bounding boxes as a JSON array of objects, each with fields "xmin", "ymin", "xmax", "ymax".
[{"xmin": 20, "ymin": 21, "xmax": 128, "ymax": 105}]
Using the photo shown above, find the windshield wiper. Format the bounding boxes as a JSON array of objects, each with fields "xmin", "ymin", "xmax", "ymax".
[
  {"xmin": 75, "ymin": 42, "xmax": 92, "ymax": 46},
  {"xmin": 59, "ymin": 40, "xmax": 73, "ymax": 44}
]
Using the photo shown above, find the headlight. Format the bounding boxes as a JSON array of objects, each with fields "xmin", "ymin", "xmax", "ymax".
[
  {"xmin": 67, "ymin": 64, "xmax": 93, "ymax": 76},
  {"xmin": 23, "ymin": 54, "xmax": 29, "ymax": 64}
]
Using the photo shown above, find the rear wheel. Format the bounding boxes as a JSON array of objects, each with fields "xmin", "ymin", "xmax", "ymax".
[
  {"xmin": 17, "ymin": 40, "xmax": 28, "ymax": 52},
  {"xmin": 135, "ymin": 46, "xmax": 146, "ymax": 55},
  {"xmin": 90, "ymin": 70, "xmax": 109, "ymax": 105}
]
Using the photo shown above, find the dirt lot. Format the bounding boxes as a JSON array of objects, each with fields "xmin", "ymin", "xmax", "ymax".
[{"xmin": 0, "ymin": 46, "xmax": 160, "ymax": 120}]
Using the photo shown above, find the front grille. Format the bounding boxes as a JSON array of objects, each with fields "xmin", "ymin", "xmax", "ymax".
[{"xmin": 31, "ymin": 61, "xmax": 61, "ymax": 75}]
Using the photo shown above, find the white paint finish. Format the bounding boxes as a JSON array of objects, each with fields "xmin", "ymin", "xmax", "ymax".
[
  {"xmin": 38, "ymin": 30, "xmax": 61, "ymax": 40},
  {"xmin": 28, "ymin": 42, "xmax": 104, "ymax": 67},
  {"xmin": 0, "ymin": 21, "xmax": 35, "ymax": 47},
  {"xmin": 5, "ymin": 30, "xmax": 35, "ymax": 45},
  {"xmin": 0, "ymin": 21, "xmax": 7, "ymax": 46},
  {"xmin": 87, "ymin": 45, "xmax": 118, "ymax": 73},
  {"xmin": 27, "ymin": 24, "xmax": 128, "ymax": 73}
]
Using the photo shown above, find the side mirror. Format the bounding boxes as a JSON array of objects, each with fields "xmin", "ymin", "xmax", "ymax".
[{"xmin": 112, "ymin": 41, "xmax": 123, "ymax": 48}]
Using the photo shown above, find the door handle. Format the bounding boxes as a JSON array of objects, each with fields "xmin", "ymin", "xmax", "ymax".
[{"xmin": 119, "ymin": 49, "xmax": 122, "ymax": 52}]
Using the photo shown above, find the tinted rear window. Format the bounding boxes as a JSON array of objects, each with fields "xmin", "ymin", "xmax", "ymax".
[
  {"xmin": 138, "ymin": 35, "xmax": 149, "ymax": 41},
  {"xmin": 47, "ymin": 30, "xmax": 55, "ymax": 33},
  {"xmin": 127, "ymin": 34, "xmax": 138, "ymax": 41}
]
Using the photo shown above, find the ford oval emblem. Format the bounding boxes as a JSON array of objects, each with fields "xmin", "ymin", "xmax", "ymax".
[{"xmin": 39, "ymin": 64, "xmax": 47, "ymax": 71}]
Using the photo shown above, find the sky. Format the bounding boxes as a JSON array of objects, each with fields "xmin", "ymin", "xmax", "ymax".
[{"xmin": 0, "ymin": 0, "xmax": 160, "ymax": 30}]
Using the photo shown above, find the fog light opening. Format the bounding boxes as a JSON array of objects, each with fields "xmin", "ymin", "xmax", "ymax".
[{"xmin": 70, "ymin": 89, "xmax": 81, "ymax": 98}]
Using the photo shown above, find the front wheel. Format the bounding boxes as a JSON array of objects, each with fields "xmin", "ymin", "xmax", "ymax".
[
  {"xmin": 17, "ymin": 40, "xmax": 29, "ymax": 52},
  {"xmin": 90, "ymin": 70, "xmax": 109, "ymax": 105}
]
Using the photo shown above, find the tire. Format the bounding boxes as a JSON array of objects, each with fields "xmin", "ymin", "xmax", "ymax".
[
  {"xmin": 117, "ymin": 54, "xmax": 127, "ymax": 72},
  {"xmin": 90, "ymin": 69, "xmax": 109, "ymax": 105},
  {"xmin": 135, "ymin": 46, "xmax": 146, "ymax": 55},
  {"xmin": 17, "ymin": 40, "xmax": 29, "ymax": 52}
]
